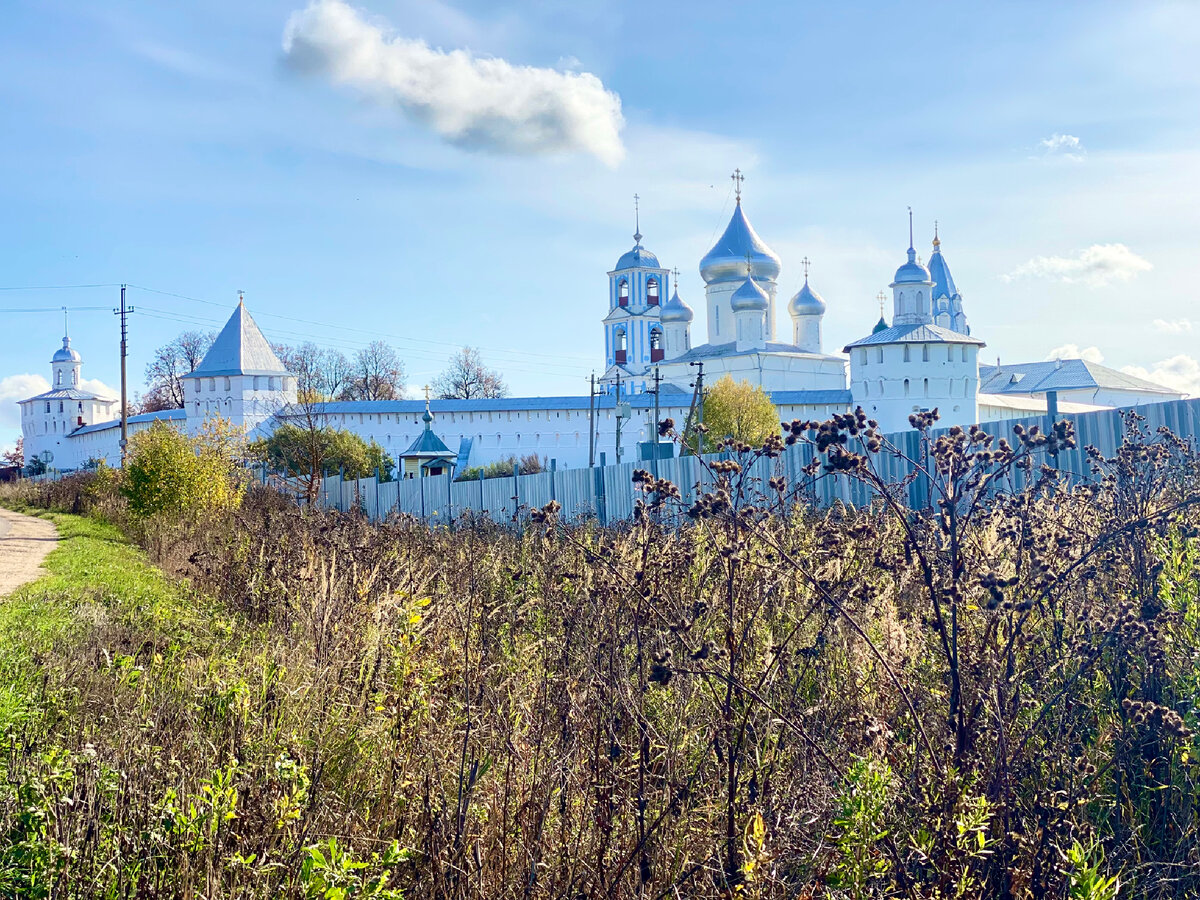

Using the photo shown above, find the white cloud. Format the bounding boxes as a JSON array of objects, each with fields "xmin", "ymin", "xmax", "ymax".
[
  {"xmin": 0, "ymin": 374, "xmax": 49, "ymax": 449},
  {"xmin": 1122, "ymin": 355, "xmax": 1200, "ymax": 398},
  {"xmin": 80, "ymin": 378, "xmax": 119, "ymax": 400},
  {"xmin": 1046, "ymin": 344, "xmax": 1105, "ymax": 364},
  {"xmin": 1153, "ymin": 318, "xmax": 1193, "ymax": 334},
  {"xmin": 1039, "ymin": 133, "xmax": 1086, "ymax": 161},
  {"xmin": 1004, "ymin": 243, "xmax": 1152, "ymax": 288},
  {"xmin": 282, "ymin": 0, "xmax": 625, "ymax": 166}
]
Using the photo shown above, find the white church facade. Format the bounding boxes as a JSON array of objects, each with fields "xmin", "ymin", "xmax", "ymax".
[{"xmin": 16, "ymin": 177, "xmax": 1184, "ymax": 473}]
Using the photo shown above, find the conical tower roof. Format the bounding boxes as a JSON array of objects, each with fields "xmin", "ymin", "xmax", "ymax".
[{"xmin": 188, "ymin": 300, "xmax": 289, "ymax": 378}]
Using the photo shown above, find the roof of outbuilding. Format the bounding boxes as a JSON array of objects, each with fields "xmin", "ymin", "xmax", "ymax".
[
  {"xmin": 843, "ymin": 322, "xmax": 986, "ymax": 350},
  {"xmin": 978, "ymin": 360, "xmax": 1181, "ymax": 396},
  {"xmin": 188, "ymin": 302, "xmax": 289, "ymax": 379},
  {"xmin": 72, "ymin": 408, "xmax": 184, "ymax": 436}
]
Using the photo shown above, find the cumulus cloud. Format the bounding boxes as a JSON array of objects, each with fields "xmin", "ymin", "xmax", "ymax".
[
  {"xmin": 1122, "ymin": 355, "xmax": 1200, "ymax": 398},
  {"xmin": 1046, "ymin": 344, "xmax": 1104, "ymax": 364},
  {"xmin": 1004, "ymin": 244, "xmax": 1152, "ymax": 288},
  {"xmin": 1039, "ymin": 133, "xmax": 1086, "ymax": 161},
  {"xmin": 0, "ymin": 374, "xmax": 49, "ymax": 449},
  {"xmin": 1153, "ymin": 318, "xmax": 1193, "ymax": 334},
  {"xmin": 282, "ymin": 0, "xmax": 625, "ymax": 165}
]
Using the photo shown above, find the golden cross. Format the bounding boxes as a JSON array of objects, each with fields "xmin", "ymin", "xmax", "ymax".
[
  {"xmin": 423, "ymin": 384, "xmax": 431, "ymax": 403},
  {"xmin": 731, "ymin": 168, "xmax": 744, "ymax": 203}
]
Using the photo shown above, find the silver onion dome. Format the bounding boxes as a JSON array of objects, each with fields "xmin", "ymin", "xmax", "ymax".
[
  {"xmin": 51, "ymin": 336, "xmax": 81, "ymax": 363},
  {"xmin": 787, "ymin": 278, "xmax": 826, "ymax": 317},
  {"xmin": 893, "ymin": 246, "xmax": 931, "ymax": 284},
  {"xmin": 730, "ymin": 273, "xmax": 769, "ymax": 312},
  {"xmin": 659, "ymin": 286, "xmax": 694, "ymax": 323},
  {"xmin": 699, "ymin": 202, "xmax": 782, "ymax": 285}
]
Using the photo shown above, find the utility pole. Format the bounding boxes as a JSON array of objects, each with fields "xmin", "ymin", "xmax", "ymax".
[
  {"xmin": 588, "ymin": 372, "xmax": 596, "ymax": 467},
  {"xmin": 114, "ymin": 284, "xmax": 135, "ymax": 465},
  {"xmin": 648, "ymin": 366, "xmax": 662, "ymax": 479},
  {"xmin": 614, "ymin": 371, "xmax": 623, "ymax": 464},
  {"xmin": 683, "ymin": 361, "xmax": 705, "ymax": 455}
]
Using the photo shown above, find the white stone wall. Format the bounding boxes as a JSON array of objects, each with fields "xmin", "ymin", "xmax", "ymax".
[{"xmin": 849, "ymin": 342, "xmax": 980, "ymax": 433}]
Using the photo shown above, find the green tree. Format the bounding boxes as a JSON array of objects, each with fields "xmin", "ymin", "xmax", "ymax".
[
  {"xmin": 249, "ymin": 424, "xmax": 395, "ymax": 501},
  {"xmin": 121, "ymin": 417, "xmax": 245, "ymax": 517},
  {"xmin": 700, "ymin": 375, "xmax": 780, "ymax": 451}
]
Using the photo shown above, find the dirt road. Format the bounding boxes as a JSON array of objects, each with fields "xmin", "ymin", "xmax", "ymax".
[{"xmin": 0, "ymin": 507, "xmax": 58, "ymax": 597}]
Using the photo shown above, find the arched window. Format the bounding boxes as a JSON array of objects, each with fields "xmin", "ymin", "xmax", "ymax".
[
  {"xmin": 947, "ymin": 346, "xmax": 953, "ymax": 362},
  {"xmin": 58, "ymin": 401, "xmax": 63, "ymax": 413},
  {"xmin": 903, "ymin": 345, "xmax": 910, "ymax": 363},
  {"xmin": 647, "ymin": 277, "xmax": 659, "ymax": 306},
  {"xmin": 863, "ymin": 381, "xmax": 869, "ymax": 397},
  {"xmin": 960, "ymin": 346, "xmax": 968, "ymax": 363},
  {"xmin": 224, "ymin": 376, "xmax": 231, "ymax": 391},
  {"xmin": 614, "ymin": 327, "xmax": 628, "ymax": 364},
  {"xmin": 649, "ymin": 327, "xmax": 663, "ymax": 362},
  {"xmin": 45, "ymin": 402, "xmax": 51, "ymax": 413},
  {"xmin": 618, "ymin": 279, "xmax": 629, "ymax": 307},
  {"xmin": 56, "ymin": 371, "xmax": 62, "ymax": 386},
  {"xmin": 878, "ymin": 378, "xmax": 884, "ymax": 396},
  {"xmin": 923, "ymin": 378, "xmax": 929, "ymax": 397},
  {"xmin": 903, "ymin": 379, "xmax": 910, "ymax": 397}
]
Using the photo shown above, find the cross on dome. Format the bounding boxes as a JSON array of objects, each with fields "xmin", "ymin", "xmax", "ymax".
[
  {"xmin": 801, "ymin": 256, "xmax": 811, "ymax": 281},
  {"xmin": 731, "ymin": 168, "xmax": 744, "ymax": 204}
]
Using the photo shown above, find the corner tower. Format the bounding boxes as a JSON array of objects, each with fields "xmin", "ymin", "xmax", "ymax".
[{"xmin": 185, "ymin": 297, "xmax": 296, "ymax": 434}]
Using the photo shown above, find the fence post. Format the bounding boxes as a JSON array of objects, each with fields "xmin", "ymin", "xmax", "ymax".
[
  {"xmin": 595, "ymin": 452, "xmax": 607, "ymax": 527},
  {"xmin": 447, "ymin": 472, "xmax": 453, "ymax": 529},
  {"xmin": 374, "ymin": 467, "xmax": 381, "ymax": 522},
  {"xmin": 550, "ymin": 458, "xmax": 557, "ymax": 505},
  {"xmin": 512, "ymin": 461, "xmax": 521, "ymax": 521},
  {"xmin": 420, "ymin": 474, "xmax": 426, "ymax": 520}
]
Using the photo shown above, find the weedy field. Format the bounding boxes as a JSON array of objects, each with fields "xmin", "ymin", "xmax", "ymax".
[{"xmin": 2, "ymin": 410, "xmax": 1200, "ymax": 898}]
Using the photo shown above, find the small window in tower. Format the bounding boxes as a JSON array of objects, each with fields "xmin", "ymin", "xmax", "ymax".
[
  {"xmin": 58, "ymin": 402, "xmax": 63, "ymax": 413},
  {"xmin": 72, "ymin": 370, "xmax": 78, "ymax": 385},
  {"xmin": 195, "ymin": 380, "xmax": 200, "ymax": 393},
  {"xmin": 947, "ymin": 346, "xmax": 953, "ymax": 363},
  {"xmin": 903, "ymin": 345, "xmax": 910, "ymax": 363},
  {"xmin": 878, "ymin": 379, "xmax": 884, "ymax": 396},
  {"xmin": 922, "ymin": 344, "xmax": 930, "ymax": 362},
  {"xmin": 876, "ymin": 347, "xmax": 882, "ymax": 363},
  {"xmin": 647, "ymin": 277, "xmax": 659, "ymax": 306},
  {"xmin": 56, "ymin": 371, "xmax": 61, "ymax": 386},
  {"xmin": 903, "ymin": 378, "xmax": 910, "ymax": 397},
  {"xmin": 961, "ymin": 346, "xmax": 967, "ymax": 363},
  {"xmin": 618, "ymin": 279, "xmax": 629, "ymax": 307},
  {"xmin": 224, "ymin": 376, "xmax": 231, "ymax": 391},
  {"xmin": 923, "ymin": 378, "xmax": 929, "ymax": 397},
  {"xmin": 208, "ymin": 378, "xmax": 216, "ymax": 392}
]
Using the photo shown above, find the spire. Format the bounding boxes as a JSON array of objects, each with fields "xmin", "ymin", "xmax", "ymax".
[
  {"xmin": 62, "ymin": 305, "xmax": 68, "ymax": 340},
  {"xmin": 932, "ymin": 219, "xmax": 940, "ymax": 249},
  {"xmin": 633, "ymin": 193, "xmax": 642, "ymax": 244},
  {"xmin": 731, "ymin": 168, "xmax": 744, "ymax": 205}
]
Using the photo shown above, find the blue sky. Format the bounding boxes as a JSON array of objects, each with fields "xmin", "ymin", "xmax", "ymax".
[{"xmin": 3, "ymin": 0, "xmax": 1199, "ymax": 451}]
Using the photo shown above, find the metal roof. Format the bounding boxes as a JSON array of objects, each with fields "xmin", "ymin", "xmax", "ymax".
[
  {"xmin": 671, "ymin": 340, "xmax": 843, "ymax": 364},
  {"xmin": 978, "ymin": 360, "xmax": 1180, "ymax": 396},
  {"xmin": 928, "ymin": 244, "xmax": 958, "ymax": 299},
  {"xmin": 187, "ymin": 303, "xmax": 289, "ymax": 378},
  {"xmin": 699, "ymin": 201, "xmax": 782, "ymax": 285},
  {"xmin": 72, "ymin": 408, "xmax": 184, "ymax": 436},
  {"xmin": 24, "ymin": 387, "xmax": 110, "ymax": 402},
  {"xmin": 612, "ymin": 242, "xmax": 662, "ymax": 271},
  {"xmin": 844, "ymin": 322, "xmax": 986, "ymax": 351},
  {"xmin": 401, "ymin": 424, "xmax": 454, "ymax": 458}
]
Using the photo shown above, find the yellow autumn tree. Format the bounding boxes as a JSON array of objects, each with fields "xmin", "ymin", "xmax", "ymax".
[{"xmin": 700, "ymin": 375, "xmax": 780, "ymax": 452}]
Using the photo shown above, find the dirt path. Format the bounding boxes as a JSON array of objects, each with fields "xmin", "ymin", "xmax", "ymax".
[{"xmin": 0, "ymin": 508, "xmax": 58, "ymax": 597}]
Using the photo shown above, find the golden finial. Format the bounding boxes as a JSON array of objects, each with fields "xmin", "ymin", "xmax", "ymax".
[{"xmin": 932, "ymin": 219, "xmax": 940, "ymax": 249}]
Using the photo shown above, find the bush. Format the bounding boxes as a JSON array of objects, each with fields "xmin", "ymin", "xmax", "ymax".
[
  {"xmin": 121, "ymin": 417, "xmax": 245, "ymax": 518},
  {"xmin": 455, "ymin": 452, "xmax": 546, "ymax": 481}
]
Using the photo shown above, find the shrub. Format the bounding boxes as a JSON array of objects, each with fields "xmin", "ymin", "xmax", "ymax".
[{"xmin": 121, "ymin": 417, "xmax": 244, "ymax": 517}]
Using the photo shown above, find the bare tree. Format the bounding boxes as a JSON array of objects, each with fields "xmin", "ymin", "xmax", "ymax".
[
  {"xmin": 433, "ymin": 347, "xmax": 508, "ymax": 399},
  {"xmin": 344, "ymin": 341, "xmax": 405, "ymax": 401},
  {"xmin": 144, "ymin": 331, "xmax": 216, "ymax": 408},
  {"xmin": 275, "ymin": 342, "xmax": 354, "ymax": 402}
]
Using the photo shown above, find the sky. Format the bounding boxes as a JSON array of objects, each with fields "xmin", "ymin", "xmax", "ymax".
[{"xmin": 2, "ymin": 0, "xmax": 1199, "ymax": 452}]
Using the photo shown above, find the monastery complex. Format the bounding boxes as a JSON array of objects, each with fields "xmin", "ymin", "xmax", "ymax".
[{"xmin": 16, "ymin": 179, "xmax": 1183, "ymax": 473}]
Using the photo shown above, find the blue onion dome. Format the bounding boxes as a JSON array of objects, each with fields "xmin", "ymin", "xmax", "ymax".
[
  {"xmin": 614, "ymin": 231, "xmax": 660, "ymax": 270},
  {"xmin": 659, "ymin": 285, "xmax": 694, "ymax": 323},
  {"xmin": 872, "ymin": 316, "xmax": 889, "ymax": 334},
  {"xmin": 893, "ymin": 246, "xmax": 931, "ymax": 284},
  {"xmin": 730, "ymin": 273, "xmax": 769, "ymax": 312},
  {"xmin": 699, "ymin": 202, "xmax": 782, "ymax": 285},
  {"xmin": 787, "ymin": 277, "xmax": 826, "ymax": 317},
  {"xmin": 51, "ymin": 336, "xmax": 81, "ymax": 363}
]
